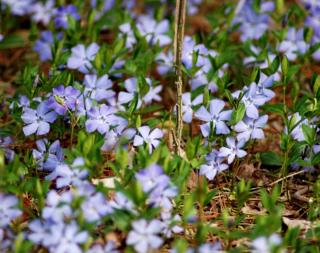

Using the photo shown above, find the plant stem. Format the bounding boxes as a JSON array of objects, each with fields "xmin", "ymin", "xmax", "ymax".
[{"xmin": 173, "ymin": 0, "xmax": 186, "ymax": 156}]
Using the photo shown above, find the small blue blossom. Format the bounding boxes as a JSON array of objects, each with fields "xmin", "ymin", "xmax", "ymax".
[
  {"xmin": 133, "ymin": 126, "xmax": 163, "ymax": 154},
  {"xmin": 21, "ymin": 101, "xmax": 57, "ymax": 136},
  {"xmin": 32, "ymin": 139, "xmax": 64, "ymax": 171},
  {"xmin": 195, "ymin": 99, "xmax": 232, "ymax": 137},
  {"xmin": 234, "ymin": 115, "xmax": 268, "ymax": 142},
  {"xmin": 219, "ymin": 137, "xmax": 247, "ymax": 164},
  {"xmin": 126, "ymin": 219, "xmax": 164, "ymax": 253},
  {"xmin": 48, "ymin": 85, "xmax": 81, "ymax": 115},
  {"xmin": 0, "ymin": 194, "xmax": 22, "ymax": 228},
  {"xmin": 182, "ymin": 92, "xmax": 203, "ymax": 123},
  {"xmin": 67, "ymin": 43, "xmax": 100, "ymax": 73},
  {"xmin": 54, "ymin": 5, "xmax": 80, "ymax": 29},
  {"xmin": 33, "ymin": 31, "xmax": 62, "ymax": 61},
  {"xmin": 200, "ymin": 150, "xmax": 229, "ymax": 180},
  {"xmin": 30, "ymin": 0, "xmax": 55, "ymax": 25},
  {"xmin": 84, "ymin": 74, "xmax": 115, "ymax": 102},
  {"xmin": 87, "ymin": 241, "xmax": 119, "ymax": 253},
  {"xmin": 252, "ymin": 233, "xmax": 282, "ymax": 253}
]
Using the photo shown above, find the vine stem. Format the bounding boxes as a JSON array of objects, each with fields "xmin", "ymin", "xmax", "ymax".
[{"xmin": 173, "ymin": 0, "xmax": 187, "ymax": 156}]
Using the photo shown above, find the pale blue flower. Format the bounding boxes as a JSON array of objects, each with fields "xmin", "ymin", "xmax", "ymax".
[
  {"xmin": 84, "ymin": 74, "xmax": 115, "ymax": 102},
  {"xmin": 0, "ymin": 194, "xmax": 22, "ymax": 228},
  {"xmin": 126, "ymin": 219, "xmax": 164, "ymax": 253},
  {"xmin": 133, "ymin": 126, "xmax": 163, "ymax": 154},
  {"xmin": 234, "ymin": 115, "xmax": 268, "ymax": 142},
  {"xmin": 182, "ymin": 92, "xmax": 203, "ymax": 123},
  {"xmin": 67, "ymin": 43, "xmax": 100, "ymax": 73},
  {"xmin": 252, "ymin": 233, "xmax": 282, "ymax": 253},
  {"xmin": 21, "ymin": 101, "xmax": 57, "ymax": 136},
  {"xmin": 195, "ymin": 99, "xmax": 232, "ymax": 137},
  {"xmin": 219, "ymin": 137, "xmax": 247, "ymax": 164},
  {"xmin": 200, "ymin": 150, "xmax": 229, "ymax": 180}
]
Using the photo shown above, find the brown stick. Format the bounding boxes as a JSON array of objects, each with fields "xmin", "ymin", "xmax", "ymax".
[{"xmin": 173, "ymin": 0, "xmax": 187, "ymax": 156}]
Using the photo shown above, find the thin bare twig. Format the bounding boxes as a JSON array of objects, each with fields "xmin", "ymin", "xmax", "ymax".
[{"xmin": 173, "ymin": 0, "xmax": 187, "ymax": 156}]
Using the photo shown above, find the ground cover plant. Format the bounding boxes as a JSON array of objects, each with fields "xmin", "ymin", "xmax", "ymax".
[{"xmin": 0, "ymin": 0, "xmax": 320, "ymax": 252}]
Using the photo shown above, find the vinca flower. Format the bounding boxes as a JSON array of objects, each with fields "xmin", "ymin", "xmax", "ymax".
[
  {"xmin": 200, "ymin": 150, "xmax": 229, "ymax": 180},
  {"xmin": 136, "ymin": 15, "xmax": 171, "ymax": 46},
  {"xmin": 32, "ymin": 139, "xmax": 64, "ymax": 171},
  {"xmin": 21, "ymin": 101, "xmax": 57, "ymax": 136},
  {"xmin": 133, "ymin": 126, "xmax": 163, "ymax": 154},
  {"xmin": 234, "ymin": 115, "xmax": 268, "ymax": 142},
  {"xmin": 85, "ymin": 104, "xmax": 119, "ymax": 134},
  {"xmin": 81, "ymin": 192, "xmax": 113, "ymax": 223},
  {"xmin": 0, "ymin": 136, "xmax": 15, "ymax": 161},
  {"xmin": 48, "ymin": 85, "xmax": 81, "ymax": 115},
  {"xmin": 54, "ymin": 5, "xmax": 80, "ymax": 29},
  {"xmin": 67, "ymin": 43, "xmax": 100, "ymax": 73},
  {"xmin": 49, "ymin": 157, "xmax": 89, "ymax": 188},
  {"xmin": 33, "ymin": 31, "xmax": 62, "ymax": 61},
  {"xmin": 278, "ymin": 28, "xmax": 309, "ymax": 61},
  {"xmin": 252, "ymin": 233, "xmax": 282, "ymax": 253},
  {"xmin": 30, "ymin": 0, "xmax": 55, "ymax": 25},
  {"xmin": 87, "ymin": 241, "xmax": 119, "ymax": 253},
  {"xmin": 119, "ymin": 23, "xmax": 136, "ymax": 49},
  {"xmin": 84, "ymin": 74, "xmax": 115, "ymax": 102},
  {"xmin": 0, "ymin": 194, "xmax": 22, "ymax": 228},
  {"xmin": 219, "ymin": 137, "xmax": 247, "ymax": 164},
  {"xmin": 1, "ymin": 0, "xmax": 33, "ymax": 16},
  {"xmin": 195, "ymin": 99, "xmax": 232, "ymax": 137},
  {"xmin": 126, "ymin": 219, "xmax": 164, "ymax": 253},
  {"xmin": 182, "ymin": 92, "xmax": 203, "ymax": 123}
]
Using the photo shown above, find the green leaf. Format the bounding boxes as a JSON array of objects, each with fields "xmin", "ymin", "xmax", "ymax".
[
  {"xmin": 302, "ymin": 124, "xmax": 315, "ymax": 146},
  {"xmin": 260, "ymin": 151, "xmax": 283, "ymax": 166},
  {"xmin": 230, "ymin": 103, "xmax": 246, "ymax": 125}
]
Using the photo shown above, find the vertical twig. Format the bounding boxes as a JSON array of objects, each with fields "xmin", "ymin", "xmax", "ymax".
[{"xmin": 173, "ymin": 0, "xmax": 187, "ymax": 156}]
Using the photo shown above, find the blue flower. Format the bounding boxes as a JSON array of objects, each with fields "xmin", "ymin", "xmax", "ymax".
[
  {"xmin": 0, "ymin": 194, "xmax": 22, "ymax": 228},
  {"xmin": 219, "ymin": 137, "xmax": 247, "ymax": 164},
  {"xmin": 67, "ymin": 43, "xmax": 100, "ymax": 73},
  {"xmin": 21, "ymin": 101, "xmax": 57, "ymax": 136},
  {"xmin": 30, "ymin": 0, "xmax": 55, "ymax": 25},
  {"xmin": 48, "ymin": 85, "xmax": 81, "ymax": 115},
  {"xmin": 126, "ymin": 219, "xmax": 164, "ymax": 253},
  {"xmin": 33, "ymin": 31, "xmax": 62, "ymax": 61},
  {"xmin": 32, "ymin": 139, "xmax": 64, "ymax": 171},
  {"xmin": 84, "ymin": 74, "xmax": 115, "ymax": 102},
  {"xmin": 54, "ymin": 5, "xmax": 80, "ymax": 29},
  {"xmin": 200, "ymin": 150, "xmax": 229, "ymax": 180},
  {"xmin": 195, "ymin": 99, "xmax": 232, "ymax": 137},
  {"xmin": 234, "ymin": 115, "xmax": 268, "ymax": 142},
  {"xmin": 133, "ymin": 126, "xmax": 163, "ymax": 154}
]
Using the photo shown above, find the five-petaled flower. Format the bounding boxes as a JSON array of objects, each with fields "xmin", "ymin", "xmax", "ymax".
[
  {"xmin": 219, "ymin": 137, "xmax": 247, "ymax": 164},
  {"xmin": 133, "ymin": 126, "xmax": 163, "ymax": 154},
  {"xmin": 22, "ymin": 101, "xmax": 57, "ymax": 136}
]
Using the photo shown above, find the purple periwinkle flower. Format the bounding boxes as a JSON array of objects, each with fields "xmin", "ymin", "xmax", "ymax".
[
  {"xmin": 133, "ymin": 126, "xmax": 163, "ymax": 154},
  {"xmin": 195, "ymin": 99, "xmax": 232, "ymax": 137},
  {"xmin": 42, "ymin": 190, "xmax": 72, "ymax": 223},
  {"xmin": 21, "ymin": 101, "xmax": 57, "ymax": 136},
  {"xmin": 126, "ymin": 219, "xmax": 164, "ymax": 253},
  {"xmin": 0, "ymin": 194, "xmax": 22, "ymax": 228},
  {"xmin": 278, "ymin": 28, "xmax": 309, "ymax": 61},
  {"xmin": 0, "ymin": 136, "xmax": 15, "ymax": 161},
  {"xmin": 67, "ymin": 43, "xmax": 100, "ymax": 74},
  {"xmin": 182, "ymin": 92, "xmax": 203, "ymax": 123},
  {"xmin": 233, "ymin": 83, "xmax": 267, "ymax": 119},
  {"xmin": 234, "ymin": 115, "xmax": 268, "ymax": 142},
  {"xmin": 87, "ymin": 241, "xmax": 119, "ymax": 253},
  {"xmin": 49, "ymin": 157, "xmax": 88, "ymax": 188},
  {"xmin": 200, "ymin": 150, "xmax": 229, "ymax": 180},
  {"xmin": 118, "ymin": 78, "xmax": 142, "ymax": 108},
  {"xmin": 136, "ymin": 15, "xmax": 171, "ymax": 47},
  {"xmin": 54, "ymin": 5, "xmax": 80, "ymax": 29},
  {"xmin": 252, "ymin": 233, "xmax": 282, "ymax": 253},
  {"xmin": 119, "ymin": 23, "xmax": 136, "ymax": 49},
  {"xmin": 32, "ymin": 139, "xmax": 64, "ymax": 171},
  {"xmin": 135, "ymin": 164, "xmax": 169, "ymax": 193},
  {"xmin": 85, "ymin": 104, "xmax": 120, "ymax": 134},
  {"xmin": 30, "ymin": 0, "xmax": 55, "ymax": 25},
  {"xmin": 84, "ymin": 74, "xmax": 115, "ymax": 102},
  {"xmin": 33, "ymin": 31, "xmax": 62, "ymax": 62},
  {"xmin": 1, "ymin": 0, "xmax": 33, "ymax": 16},
  {"xmin": 219, "ymin": 137, "xmax": 247, "ymax": 164},
  {"xmin": 48, "ymin": 85, "xmax": 81, "ymax": 115},
  {"xmin": 81, "ymin": 192, "xmax": 113, "ymax": 223}
]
